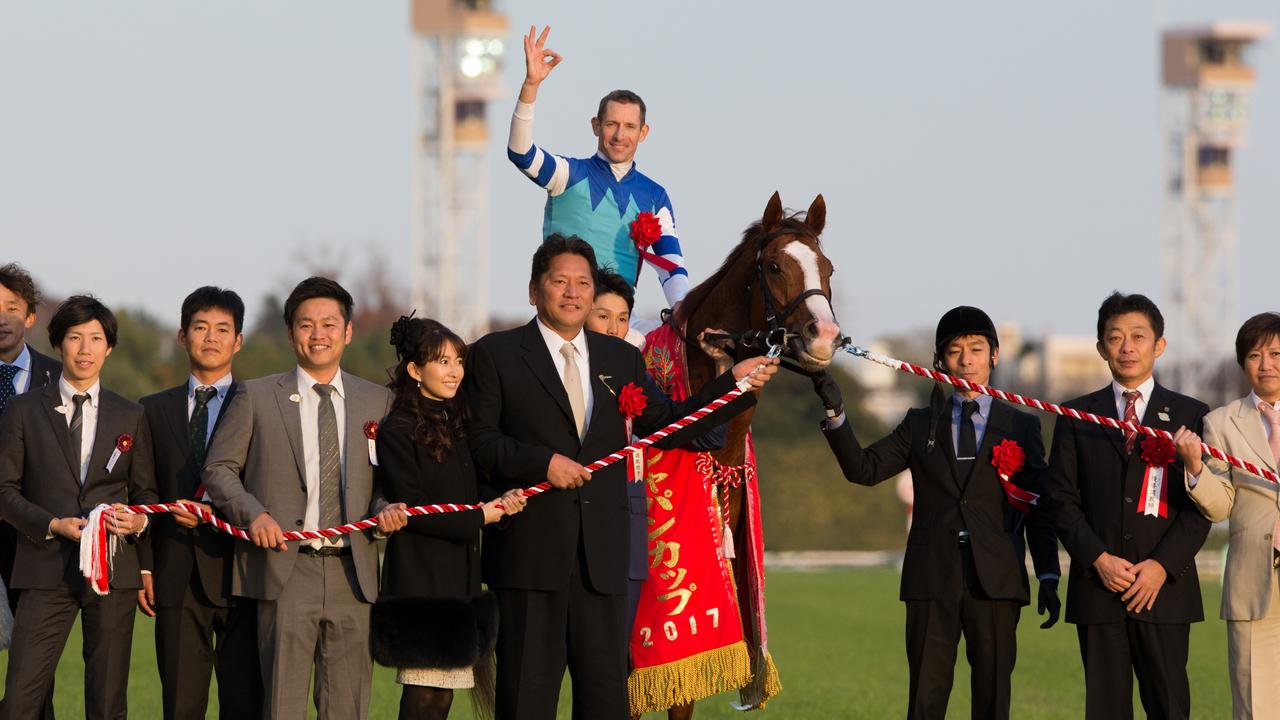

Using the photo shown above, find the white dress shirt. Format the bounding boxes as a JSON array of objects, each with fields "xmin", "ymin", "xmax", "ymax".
[
  {"xmin": 58, "ymin": 375, "xmax": 100, "ymax": 484},
  {"xmin": 2, "ymin": 344, "xmax": 32, "ymax": 395},
  {"xmin": 536, "ymin": 318, "xmax": 594, "ymax": 433},
  {"xmin": 296, "ymin": 367, "xmax": 347, "ymax": 547},
  {"xmin": 1112, "ymin": 376, "xmax": 1156, "ymax": 423},
  {"xmin": 187, "ymin": 372, "xmax": 233, "ymax": 443}
]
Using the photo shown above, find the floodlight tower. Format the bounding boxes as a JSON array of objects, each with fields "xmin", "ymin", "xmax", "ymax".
[
  {"xmin": 1160, "ymin": 22, "xmax": 1270, "ymax": 399},
  {"xmin": 410, "ymin": 0, "xmax": 507, "ymax": 338}
]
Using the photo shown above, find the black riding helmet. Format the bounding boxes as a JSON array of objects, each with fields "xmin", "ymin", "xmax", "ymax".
[{"xmin": 933, "ymin": 306, "xmax": 999, "ymax": 368}]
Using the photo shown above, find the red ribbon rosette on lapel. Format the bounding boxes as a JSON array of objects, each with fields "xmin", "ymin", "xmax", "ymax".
[
  {"xmin": 629, "ymin": 211, "xmax": 678, "ymax": 273},
  {"xmin": 1137, "ymin": 435, "xmax": 1176, "ymax": 518},
  {"xmin": 364, "ymin": 421, "xmax": 380, "ymax": 466},
  {"xmin": 116, "ymin": 434, "xmax": 134, "ymax": 453},
  {"xmin": 989, "ymin": 439, "xmax": 1039, "ymax": 514},
  {"xmin": 618, "ymin": 383, "xmax": 648, "ymax": 482}
]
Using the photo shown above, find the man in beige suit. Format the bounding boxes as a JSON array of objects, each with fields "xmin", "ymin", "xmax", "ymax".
[
  {"xmin": 1175, "ymin": 312, "xmax": 1280, "ymax": 719},
  {"xmin": 203, "ymin": 277, "xmax": 407, "ymax": 719}
]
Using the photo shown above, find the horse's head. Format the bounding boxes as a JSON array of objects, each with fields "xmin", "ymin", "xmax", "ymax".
[{"xmin": 750, "ymin": 192, "xmax": 841, "ymax": 370}]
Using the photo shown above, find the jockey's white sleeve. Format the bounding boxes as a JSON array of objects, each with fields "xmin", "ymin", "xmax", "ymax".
[{"xmin": 508, "ymin": 101, "xmax": 571, "ymax": 197}]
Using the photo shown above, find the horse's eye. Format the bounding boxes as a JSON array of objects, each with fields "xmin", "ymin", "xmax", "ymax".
[{"xmin": 768, "ymin": 262, "xmax": 781, "ymax": 274}]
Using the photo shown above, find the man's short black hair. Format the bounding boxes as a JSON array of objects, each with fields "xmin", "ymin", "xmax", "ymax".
[
  {"xmin": 0, "ymin": 263, "xmax": 41, "ymax": 314},
  {"xmin": 1096, "ymin": 292, "xmax": 1165, "ymax": 342},
  {"xmin": 529, "ymin": 234, "xmax": 598, "ymax": 286},
  {"xmin": 597, "ymin": 89, "xmax": 647, "ymax": 125},
  {"xmin": 283, "ymin": 277, "xmax": 354, "ymax": 328},
  {"xmin": 594, "ymin": 268, "xmax": 634, "ymax": 312},
  {"xmin": 48, "ymin": 295, "xmax": 118, "ymax": 348},
  {"xmin": 1235, "ymin": 312, "xmax": 1280, "ymax": 367},
  {"xmin": 181, "ymin": 286, "xmax": 245, "ymax": 335}
]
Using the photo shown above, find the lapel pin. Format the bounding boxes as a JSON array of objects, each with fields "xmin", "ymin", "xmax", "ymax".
[
  {"xmin": 54, "ymin": 405, "xmax": 68, "ymax": 415},
  {"xmin": 598, "ymin": 374, "xmax": 617, "ymax": 396},
  {"xmin": 1158, "ymin": 409, "xmax": 1170, "ymax": 422},
  {"xmin": 289, "ymin": 393, "xmax": 302, "ymax": 403}
]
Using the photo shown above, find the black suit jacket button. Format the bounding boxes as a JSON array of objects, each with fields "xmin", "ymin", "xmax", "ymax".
[
  {"xmin": 295, "ymin": 520, "xmax": 303, "ymax": 527},
  {"xmin": 1123, "ymin": 533, "xmax": 1133, "ymax": 541},
  {"xmin": 1125, "ymin": 497, "xmax": 1134, "ymax": 504},
  {"xmin": 960, "ymin": 499, "xmax": 967, "ymax": 506}
]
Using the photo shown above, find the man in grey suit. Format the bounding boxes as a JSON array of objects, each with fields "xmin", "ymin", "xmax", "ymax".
[{"xmin": 203, "ymin": 277, "xmax": 408, "ymax": 719}]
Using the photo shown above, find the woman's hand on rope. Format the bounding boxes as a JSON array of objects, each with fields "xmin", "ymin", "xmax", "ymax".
[
  {"xmin": 376, "ymin": 503, "xmax": 410, "ymax": 534},
  {"xmin": 731, "ymin": 355, "xmax": 780, "ymax": 391},
  {"xmin": 496, "ymin": 489, "xmax": 528, "ymax": 519},
  {"xmin": 1172, "ymin": 426, "xmax": 1204, "ymax": 477}
]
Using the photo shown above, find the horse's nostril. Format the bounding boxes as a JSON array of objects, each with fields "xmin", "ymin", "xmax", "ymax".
[{"xmin": 803, "ymin": 320, "xmax": 820, "ymax": 338}]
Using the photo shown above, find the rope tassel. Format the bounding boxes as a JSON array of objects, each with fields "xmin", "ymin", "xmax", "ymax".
[{"xmin": 79, "ymin": 505, "xmax": 120, "ymax": 596}]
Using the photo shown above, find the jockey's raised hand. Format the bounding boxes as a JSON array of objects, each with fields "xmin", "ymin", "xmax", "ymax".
[{"xmin": 520, "ymin": 25, "xmax": 563, "ymax": 102}]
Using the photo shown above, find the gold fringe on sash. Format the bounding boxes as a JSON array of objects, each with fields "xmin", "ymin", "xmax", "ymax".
[
  {"xmin": 737, "ymin": 647, "xmax": 783, "ymax": 710},
  {"xmin": 627, "ymin": 641, "xmax": 752, "ymax": 714}
]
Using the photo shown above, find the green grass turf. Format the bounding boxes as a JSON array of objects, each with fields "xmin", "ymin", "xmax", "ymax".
[{"xmin": 0, "ymin": 568, "xmax": 1232, "ymax": 718}]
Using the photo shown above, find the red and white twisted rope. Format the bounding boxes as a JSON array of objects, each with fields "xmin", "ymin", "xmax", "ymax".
[
  {"xmin": 114, "ymin": 381, "xmax": 752, "ymax": 542},
  {"xmin": 845, "ymin": 345, "xmax": 1280, "ymax": 485}
]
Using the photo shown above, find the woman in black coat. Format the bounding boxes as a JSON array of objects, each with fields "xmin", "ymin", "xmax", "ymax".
[{"xmin": 373, "ymin": 317, "xmax": 526, "ymax": 720}]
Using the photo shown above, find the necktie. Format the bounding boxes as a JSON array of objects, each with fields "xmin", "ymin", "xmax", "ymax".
[
  {"xmin": 190, "ymin": 387, "xmax": 217, "ymax": 466},
  {"xmin": 1123, "ymin": 390, "xmax": 1142, "ymax": 454},
  {"xmin": 1255, "ymin": 402, "xmax": 1280, "ymax": 553},
  {"xmin": 69, "ymin": 393, "xmax": 90, "ymax": 484},
  {"xmin": 0, "ymin": 364, "xmax": 18, "ymax": 416},
  {"xmin": 313, "ymin": 384, "xmax": 343, "ymax": 530},
  {"xmin": 560, "ymin": 343, "xmax": 586, "ymax": 441},
  {"xmin": 956, "ymin": 399, "xmax": 979, "ymax": 482}
]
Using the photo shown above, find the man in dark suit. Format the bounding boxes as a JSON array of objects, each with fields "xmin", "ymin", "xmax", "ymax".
[
  {"xmin": 1047, "ymin": 292, "xmax": 1210, "ymax": 720},
  {"xmin": 136, "ymin": 286, "xmax": 261, "ymax": 719},
  {"xmin": 817, "ymin": 306, "xmax": 1060, "ymax": 720},
  {"xmin": 0, "ymin": 295, "xmax": 159, "ymax": 719},
  {"xmin": 465, "ymin": 234, "xmax": 777, "ymax": 720},
  {"xmin": 0, "ymin": 263, "xmax": 62, "ymax": 609}
]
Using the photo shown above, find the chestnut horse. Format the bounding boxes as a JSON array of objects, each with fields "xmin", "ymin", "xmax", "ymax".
[{"xmin": 650, "ymin": 192, "xmax": 839, "ymax": 719}]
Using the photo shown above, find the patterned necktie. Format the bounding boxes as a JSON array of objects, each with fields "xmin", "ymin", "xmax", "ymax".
[
  {"xmin": 1123, "ymin": 390, "xmax": 1142, "ymax": 454},
  {"xmin": 190, "ymin": 385, "xmax": 218, "ymax": 469},
  {"xmin": 0, "ymin": 364, "xmax": 18, "ymax": 416},
  {"xmin": 1256, "ymin": 402, "xmax": 1280, "ymax": 553},
  {"xmin": 69, "ymin": 393, "xmax": 90, "ymax": 484},
  {"xmin": 560, "ymin": 343, "xmax": 586, "ymax": 441},
  {"xmin": 313, "ymin": 383, "xmax": 343, "ymax": 530},
  {"xmin": 956, "ymin": 399, "xmax": 979, "ymax": 482}
]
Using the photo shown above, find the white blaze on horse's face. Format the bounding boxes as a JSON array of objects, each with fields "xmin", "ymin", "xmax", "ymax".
[{"xmin": 782, "ymin": 240, "xmax": 840, "ymax": 364}]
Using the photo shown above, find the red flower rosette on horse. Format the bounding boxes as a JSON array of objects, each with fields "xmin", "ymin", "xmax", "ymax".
[
  {"xmin": 1138, "ymin": 435, "xmax": 1177, "ymax": 518},
  {"xmin": 990, "ymin": 439, "xmax": 1039, "ymax": 514}
]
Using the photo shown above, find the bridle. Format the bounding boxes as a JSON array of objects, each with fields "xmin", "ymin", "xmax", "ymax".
[{"xmin": 695, "ymin": 226, "xmax": 835, "ymax": 372}]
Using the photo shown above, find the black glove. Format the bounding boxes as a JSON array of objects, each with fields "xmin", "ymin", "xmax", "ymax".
[
  {"xmin": 811, "ymin": 371, "xmax": 844, "ymax": 416},
  {"xmin": 1037, "ymin": 578, "xmax": 1061, "ymax": 629}
]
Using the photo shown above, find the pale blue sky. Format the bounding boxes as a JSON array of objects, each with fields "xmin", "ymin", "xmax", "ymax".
[{"xmin": 3, "ymin": 1, "xmax": 1278, "ymax": 342}]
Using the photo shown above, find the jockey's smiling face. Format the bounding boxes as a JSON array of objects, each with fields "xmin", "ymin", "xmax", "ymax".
[
  {"xmin": 591, "ymin": 100, "xmax": 649, "ymax": 165},
  {"xmin": 530, "ymin": 252, "xmax": 595, "ymax": 340}
]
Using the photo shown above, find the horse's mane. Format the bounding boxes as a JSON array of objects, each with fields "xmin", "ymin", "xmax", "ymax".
[{"xmin": 680, "ymin": 212, "xmax": 817, "ymax": 327}]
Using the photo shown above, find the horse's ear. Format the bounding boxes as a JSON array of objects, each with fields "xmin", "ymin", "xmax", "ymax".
[
  {"xmin": 762, "ymin": 191, "xmax": 784, "ymax": 230},
  {"xmin": 806, "ymin": 195, "xmax": 826, "ymax": 236}
]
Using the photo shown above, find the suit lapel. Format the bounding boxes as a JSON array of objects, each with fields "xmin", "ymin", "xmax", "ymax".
[
  {"xmin": 273, "ymin": 373, "xmax": 308, "ymax": 488},
  {"xmin": 39, "ymin": 382, "xmax": 80, "ymax": 483},
  {"xmin": 163, "ymin": 384, "xmax": 191, "ymax": 456},
  {"xmin": 86, "ymin": 392, "xmax": 122, "ymax": 486},
  {"xmin": 1232, "ymin": 398, "xmax": 1276, "ymax": 473},
  {"xmin": 342, "ymin": 372, "xmax": 365, "ymax": 494},
  {"xmin": 586, "ymin": 332, "xmax": 615, "ymax": 442},
  {"xmin": 1087, "ymin": 387, "xmax": 1129, "ymax": 461},
  {"xmin": 519, "ymin": 320, "xmax": 576, "ymax": 431},
  {"xmin": 207, "ymin": 380, "xmax": 237, "ymax": 440},
  {"xmin": 937, "ymin": 401, "xmax": 962, "ymax": 491}
]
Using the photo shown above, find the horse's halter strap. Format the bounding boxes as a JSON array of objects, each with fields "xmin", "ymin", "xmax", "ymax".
[{"xmin": 750, "ymin": 227, "xmax": 834, "ymax": 338}]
